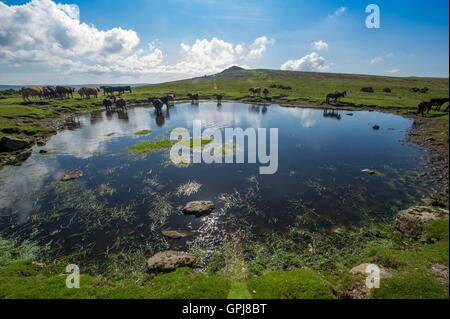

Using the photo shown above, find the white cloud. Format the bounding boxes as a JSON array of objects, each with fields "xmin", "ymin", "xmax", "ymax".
[
  {"xmin": 386, "ymin": 68, "xmax": 400, "ymax": 74},
  {"xmin": 0, "ymin": 0, "xmax": 271, "ymax": 79},
  {"xmin": 370, "ymin": 56, "xmax": 383, "ymax": 64},
  {"xmin": 330, "ymin": 7, "xmax": 347, "ymax": 17},
  {"xmin": 245, "ymin": 36, "xmax": 275, "ymax": 60},
  {"xmin": 281, "ymin": 52, "xmax": 330, "ymax": 72},
  {"xmin": 311, "ymin": 40, "xmax": 328, "ymax": 51}
]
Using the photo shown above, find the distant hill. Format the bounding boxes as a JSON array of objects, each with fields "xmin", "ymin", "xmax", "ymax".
[{"xmin": 134, "ymin": 67, "xmax": 448, "ymax": 109}]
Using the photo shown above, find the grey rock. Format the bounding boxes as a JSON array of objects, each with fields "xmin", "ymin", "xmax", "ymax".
[
  {"xmin": 394, "ymin": 205, "xmax": 449, "ymax": 239},
  {"xmin": 350, "ymin": 263, "xmax": 394, "ymax": 280},
  {"xmin": 183, "ymin": 201, "xmax": 215, "ymax": 217},
  {"xmin": 432, "ymin": 264, "xmax": 449, "ymax": 286},
  {"xmin": 147, "ymin": 250, "xmax": 195, "ymax": 271}
]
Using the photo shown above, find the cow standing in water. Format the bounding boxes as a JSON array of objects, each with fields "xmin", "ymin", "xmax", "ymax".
[
  {"xmin": 187, "ymin": 93, "xmax": 199, "ymax": 103},
  {"xmin": 213, "ymin": 94, "xmax": 223, "ymax": 105},
  {"xmin": 111, "ymin": 96, "xmax": 127, "ymax": 111},
  {"xmin": 21, "ymin": 87, "xmax": 43, "ymax": 102}
]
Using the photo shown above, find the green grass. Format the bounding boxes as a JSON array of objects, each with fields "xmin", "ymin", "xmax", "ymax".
[
  {"xmin": 227, "ymin": 281, "xmax": 252, "ymax": 299},
  {"xmin": 134, "ymin": 129, "xmax": 152, "ymax": 136},
  {"xmin": 127, "ymin": 139, "xmax": 175, "ymax": 155},
  {"xmin": 247, "ymin": 268, "xmax": 336, "ymax": 299},
  {"xmin": 0, "ymin": 264, "xmax": 230, "ymax": 299},
  {"xmin": 366, "ymin": 219, "xmax": 449, "ymax": 299},
  {"xmin": 426, "ymin": 218, "xmax": 449, "ymax": 242}
]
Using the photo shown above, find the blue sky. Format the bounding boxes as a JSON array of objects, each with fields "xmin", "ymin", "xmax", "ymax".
[{"xmin": 0, "ymin": 0, "xmax": 448, "ymax": 84}]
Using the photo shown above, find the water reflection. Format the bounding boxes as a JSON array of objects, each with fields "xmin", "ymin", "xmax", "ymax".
[{"xmin": 323, "ymin": 109, "xmax": 342, "ymax": 120}]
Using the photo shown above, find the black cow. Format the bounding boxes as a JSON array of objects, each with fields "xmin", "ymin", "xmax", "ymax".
[
  {"xmin": 55, "ymin": 86, "xmax": 74, "ymax": 99},
  {"xmin": 103, "ymin": 99, "xmax": 113, "ymax": 111},
  {"xmin": 150, "ymin": 98, "xmax": 164, "ymax": 115},
  {"xmin": 101, "ymin": 86, "xmax": 132, "ymax": 96}
]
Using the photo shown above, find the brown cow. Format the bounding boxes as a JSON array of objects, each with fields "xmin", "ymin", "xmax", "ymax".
[
  {"xmin": 78, "ymin": 87, "xmax": 98, "ymax": 99},
  {"xmin": 249, "ymin": 87, "xmax": 261, "ymax": 96},
  {"xmin": 111, "ymin": 96, "xmax": 127, "ymax": 111},
  {"xmin": 21, "ymin": 87, "xmax": 43, "ymax": 102},
  {"xmin": 263, "ymin": 88, "xmax": 269, "ymax": 98}
]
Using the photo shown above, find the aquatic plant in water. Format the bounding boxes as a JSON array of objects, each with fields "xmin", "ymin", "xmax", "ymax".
[{"xmin": 175, "ymin": 180, "xmax": 202, "ymax": 197}]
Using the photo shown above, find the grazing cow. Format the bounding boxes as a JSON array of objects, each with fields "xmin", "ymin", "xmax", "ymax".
[
  {"xmin": 417, "ymin": 100, "xmax": 433, "ymax": 117},
  {"xmin": 102, "ymin": 86, "xmax": 132, "ymax": 96},
  {"xmin": 111, "ymin": 96, "xmax": 127, "ymax": 111},
  {"xmin": 187, "ymin": 93, "xmax": 199, "ymax": 103},
  {"xmin": 361, "ymin": 87, "xmax": 375, "ymax": 93},
  {"xmin": 55, "ymin": 86, "xmax": 74, "ymax": 99},
  {"xmin": 103, "ymin": 99, "xmax": 113, "ymax": 111},
  {"xmin": 263, "ymin": 88, "xmax": 269, "ymax": 98},
  {"xmin": 213, "ymin": 93, "xmax": 223, "ymax": 104},
  {"xmin": 249, "ymin": 87, "xmax": 261, "ymax": 96},
  {"xmin": 429, "ymin": 98, "xmax": 450, "ymax": 113},
  {"xmin": 78, "ymin": 87, "xmax": 98, "ymax": 99},
  {"xmin": 42, "ymin": 86, "xmax": 57, "ymax": 99},
  {"xmin": 326, "ymin": 91, "xmax": 347, "ymax": 104},
  {"xmin": 21, "ymin": 87, "xmax": 43, "ymax": 102}
]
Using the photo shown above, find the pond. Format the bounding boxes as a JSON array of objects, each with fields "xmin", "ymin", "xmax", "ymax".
[{"xmin": 0, "ymin": 102, "xmax": 437, "ymax": 257}]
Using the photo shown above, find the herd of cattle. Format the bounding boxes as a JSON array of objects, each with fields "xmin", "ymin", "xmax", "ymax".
[
  {"xmin": 20, "ymin": 86, "xmax": 132, "ymax": 102},
  {"xmin": 19, "ymin": 85, "xmax": 449, "ymax": 116}
]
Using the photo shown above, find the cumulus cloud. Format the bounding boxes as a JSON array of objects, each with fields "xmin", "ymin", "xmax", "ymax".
[
  {"xmin": 386, "ymin": 68, "xmax": 400, "ymax": 74},
  {"xmin": 311, "ymin": 40, "xmax": 328, "ymax": 51},
  {"xmin": 246, "ymin": 36, "xmax": 274, "ymax": 59},
  {"xmin": 281, "ymin": 52, "xmax": 329, "ymax": 72},
  {"xmin": 370, "ymin": 56, "xmax": 383, "ymax": 64},
  {"xmin": 0, "ymin": 0, "xmax": 271, "ymax": 78}
]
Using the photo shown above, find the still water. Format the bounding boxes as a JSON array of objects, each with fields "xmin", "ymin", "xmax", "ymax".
[{"xmin": 0, "ymin": 103, "xmax": 436, "ymax": 256}]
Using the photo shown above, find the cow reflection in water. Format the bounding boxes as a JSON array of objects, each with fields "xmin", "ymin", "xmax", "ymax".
[
  {"xmin": 250, "ymin": 104, "xmax": 261, "ymax": 113},
  {"xmin": 64, "ymin": 117, "xmax": 81, "ymax": 130},
  {"xmin": 90, "ymin": 111, "xmax": 104, "ymax": 125},
  {"xmin": 323, "ymin": 109, "xmax": 342, "ymax": 120},
  {"xmin": 117, "ymin": 111, "xmax": 129, "ymax": 122}
]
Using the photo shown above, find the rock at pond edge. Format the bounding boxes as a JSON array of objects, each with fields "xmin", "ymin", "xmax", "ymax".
[
  {"xmin": 147, "ymin": 250, "xmax": 195, "ymax": 271},
  {"xmin": 394, "ymin": 205, "xmax": 449, "ymax": 240},
  {"xmin": 1, "ymin": 136, "xmax": 31, "ymax": 151}
]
